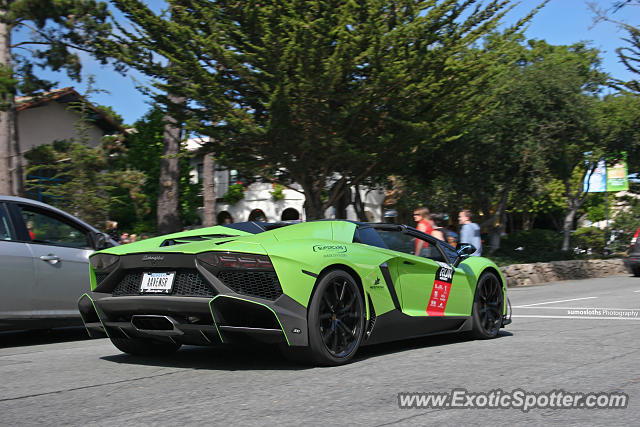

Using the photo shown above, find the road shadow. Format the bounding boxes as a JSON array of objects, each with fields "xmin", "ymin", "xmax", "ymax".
[
  {"xmin": 101, "ymin": 343, "xmax": 310, "ymax": 371},
  {"xmin": 100, "ymin": 330, "xmax": 513, "ymax": 371},
  {"xmin": 355, "ymin": 330, "xmax": 514, "ymax": 362},
  {"xmin": 0, "ymin": 327, "xmax": 90, "ymax": 349}
]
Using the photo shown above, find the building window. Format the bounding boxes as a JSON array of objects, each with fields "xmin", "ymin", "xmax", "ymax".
[
  {"xmin": 248, "ymin": 209, "xmax": 267, "ymax": 222},
  {"xmin": 196, "ymin": 163, "xmax": 203, "ymax": 183},
  {"xmin": 217, "ymin": 211, "xmax": 233, "ymax": 225},
  {"xmin": 281, "ymin": 208, "xmax": 300, "ymax": 221}
]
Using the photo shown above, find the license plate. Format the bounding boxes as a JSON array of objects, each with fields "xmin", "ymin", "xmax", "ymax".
[{"xmin": 140, "ymin": 272, "xmax": 176, "ymax": 293}]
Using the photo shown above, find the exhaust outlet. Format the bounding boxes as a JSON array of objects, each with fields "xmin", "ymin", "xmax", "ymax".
[{"xmin": 131, "ymin": 315, "xmax": 184, "ymax": 336}]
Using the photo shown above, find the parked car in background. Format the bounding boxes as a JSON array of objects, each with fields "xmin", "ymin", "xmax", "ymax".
[
  {"xmin": 625, "ymin": 225, "xmax": 640, "ymax": 277},
  {"xmin": 0, "ymin": 196, "xmax": 115, "ymax": 331}
]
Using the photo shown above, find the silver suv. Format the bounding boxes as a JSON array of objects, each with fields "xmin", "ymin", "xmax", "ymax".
[{"xmin": 0, "ymin": 196, "xmax": 115, "ymax": 331}]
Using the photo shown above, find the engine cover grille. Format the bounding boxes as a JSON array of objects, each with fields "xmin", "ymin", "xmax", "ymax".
[
  {"xmin": 216, "ymin": 270, "xmax": 283, "ymax": 300},
  {"xmin": 94, "ymin": 272, "xmax": 109, "ymax": 285},
  {"xmin": 112, "ymin": 269, "xmax": 216, "ymax": 297}
]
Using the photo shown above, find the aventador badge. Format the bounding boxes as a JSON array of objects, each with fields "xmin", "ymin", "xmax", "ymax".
[
  {"xmin": 427, "ymin": 265, "xmax": 454, "ymax": 316},
  {"xmin": 142, "ymin": 255, "xmax": 165, "ymax": 262}
]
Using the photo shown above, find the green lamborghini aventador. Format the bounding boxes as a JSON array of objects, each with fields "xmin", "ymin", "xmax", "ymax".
[{"xmin": 78, "ymin": 220, "xmax": 510, "ymax": 365}]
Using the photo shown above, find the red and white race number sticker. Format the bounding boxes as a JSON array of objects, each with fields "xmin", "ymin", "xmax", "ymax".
[{"xmin": 427, "ymin": 264, "xmax": 454, "ymax": 316}]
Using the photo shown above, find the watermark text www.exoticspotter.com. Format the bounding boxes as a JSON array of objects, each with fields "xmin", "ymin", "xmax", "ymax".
[{"xmin": 397, "ymin": 389, "xmax": 628, "ymax": 412}]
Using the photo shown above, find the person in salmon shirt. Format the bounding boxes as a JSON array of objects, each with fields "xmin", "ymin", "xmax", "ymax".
[{"xmin": 413, "ymin": 207, "xmax": 433, "ymax": 256}]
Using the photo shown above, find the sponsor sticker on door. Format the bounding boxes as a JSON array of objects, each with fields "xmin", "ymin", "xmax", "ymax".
[{"xmin": 427, "ymin": 266, "xmax": 454, "ymax": 316}]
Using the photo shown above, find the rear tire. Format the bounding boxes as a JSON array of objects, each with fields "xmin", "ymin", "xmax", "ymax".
[
  {"xmin": 470, "ymin": 271, "xmax": 504, "ymax": 339},
  {"xmin": 110, "ymin": 336, "xmax": 181, "ymax": 356},
  {"xmin": 306, "ymin": 270, "xmax": 365, "ymax": 366},
  {"xmin": 632, "ymin": 266, "xmax": 640, "ymax": 277}
]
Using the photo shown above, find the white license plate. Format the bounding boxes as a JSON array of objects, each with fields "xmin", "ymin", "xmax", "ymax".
[{"xmin": 140, "ymin": 272, "xmax": 176, "ymax": 293}]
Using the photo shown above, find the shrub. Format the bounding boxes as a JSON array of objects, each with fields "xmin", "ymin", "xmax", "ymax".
[
  {"xmin": 222, "ymin": 183, "xmax": 245, "ymax": 205},
  {"xmin": 609, "ymin": 205, "xmax": 640, "ymax": 253},
  {"xmin": 499, "ymin": 229, "xmax": 563, "ymax": 252},
  {"xmin": 491, "ymin": 229, "xmax": 573, "ymax": 266},
  {"xmin": 572, "ymin": 227, "xmax": 606, "ymax": 256},
  {"xmin": 270, "ymin": 183, "xmax": 285, "ymax": 201}
]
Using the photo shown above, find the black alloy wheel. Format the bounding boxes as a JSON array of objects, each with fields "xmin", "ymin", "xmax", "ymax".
[
  {"xmin": 307, "ymin": 270, "xmax": 365, "ymax": 365},
  {"xmin": 470, "ymin": 271, "xmax": 504, "ymax": 339}
]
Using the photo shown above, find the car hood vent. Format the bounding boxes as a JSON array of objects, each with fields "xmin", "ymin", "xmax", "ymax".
[{"xmin": 160, "ymin": 234, "xmax": 239, "ymax": 247}]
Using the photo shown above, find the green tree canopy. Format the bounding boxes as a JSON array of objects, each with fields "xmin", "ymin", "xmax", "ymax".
[
  {"xmin": 590, "ymin": 0, "xmax": 640, "ymax": 91},
  {"xmin": 108, "ymin": 105, "xmax": 201, "ymax": 233},
  {"xmin": 406, "ymin": 36, "xmax": 615, "ymax": 250},
  {"xmin": 107, "ymin": 0, "xmax": 540, "ymax": 219},
  {"xmin": 0, "ymin": 0, "xmax": 114, "ymax": 195}
]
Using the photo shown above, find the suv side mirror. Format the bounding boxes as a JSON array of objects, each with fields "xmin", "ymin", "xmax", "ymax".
[
  {"xmin": 91, "ymin": 231, "xmax": 109, "ymax": 250},
  {"xmin": 452, "ymin": 243, "xmax": 476, "ymax": 267}
]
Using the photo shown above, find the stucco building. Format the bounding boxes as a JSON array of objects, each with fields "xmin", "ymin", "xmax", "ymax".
[
  {"xmin": 186, "ymin": 138, "xmax": 385, "ymax": 224},
  {"xmin": 16, "ymin": 87, "xmax": 124, "ymax": 158}
]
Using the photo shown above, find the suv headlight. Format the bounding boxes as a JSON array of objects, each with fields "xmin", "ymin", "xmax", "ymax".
[{"xmin": 90, "ymin": 253, "xmax": 119, "ymax": 270}]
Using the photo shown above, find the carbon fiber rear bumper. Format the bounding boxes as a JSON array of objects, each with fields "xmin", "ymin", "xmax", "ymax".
[
  {"xmin": 78, "ymin": 291, "xmax": 309, "ymax": 347},
  {"xmin": 82, "ymin": 252, "xmax": 310, "ymax": 347}
]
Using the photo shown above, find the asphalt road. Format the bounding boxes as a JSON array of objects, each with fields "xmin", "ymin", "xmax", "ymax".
[{"xmin": 1, "ymin": 276, "xmax": 638, "ymax": 426}]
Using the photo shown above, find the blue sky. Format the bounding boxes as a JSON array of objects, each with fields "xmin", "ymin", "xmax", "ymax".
[
  {"xmin": 507, "ymin": 0, "xmax": 638, "ymax": 80},
  {"xmin": 29, "ymin": 0, "xmax": 640, "ymax": 125}
]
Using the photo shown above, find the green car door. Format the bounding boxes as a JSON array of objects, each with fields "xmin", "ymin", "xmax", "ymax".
[{"xmin": 378, "ymin": 227, "xmax": 474, "ymax": 317}]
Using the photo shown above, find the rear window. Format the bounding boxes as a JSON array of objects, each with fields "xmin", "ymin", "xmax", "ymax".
[
  {"xmin": 222, "ymin": 222, "xmax": 267, "ymax": 234},
  {"xmin": 353, "ymin": 227, "xmax": 388, "ymax": 249},
  {"xmin": 377, "ymin": 229, "xmax": 415, "ymax": 254},
  {"xmin": 222, "ymin": 221, "xmax": 295, "ymax": 234}
]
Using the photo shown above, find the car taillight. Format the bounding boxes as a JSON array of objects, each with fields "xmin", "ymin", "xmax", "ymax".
[
  {"xmin": 197, "ymin": 252, "xmax": 273, "ymax": 269},
  {"xmin": 90, "ymin": 253, "xmax": 119, "ymax": 270},
  {"xmin": 632, "ymin": 227, "xmax": 640, "ymax": 246}
]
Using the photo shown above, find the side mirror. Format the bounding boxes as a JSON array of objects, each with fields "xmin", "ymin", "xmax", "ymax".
[
  {"xmin": 91, "ymin": 232, "xmax": 109, "ymax": 250},
  {"xmin": 452, "ymin": 243, "xmax": 476, "ymax": 267},
  {"xmin": 457, "ymin": 243, "xmax": 476, "ymax": 257}
]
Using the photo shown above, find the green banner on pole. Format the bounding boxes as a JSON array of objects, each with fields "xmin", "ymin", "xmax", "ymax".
[{"xmin": 606, "ymin": 159, "xmax": 629, "ymax": 192}]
